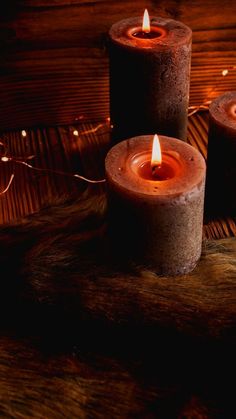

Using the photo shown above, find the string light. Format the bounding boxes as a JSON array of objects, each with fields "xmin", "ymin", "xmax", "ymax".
[
  {"xmin": 1, "ymin": 156, "xmax": 9, "ymax": 162},
  {"xmin": 222, "ymin": 69, "xmax": 229, "ymax": 77},
  {"xmin": 188, "ymin": 65, "xmax": 236, "ymax": 116},
  {"xmin": 79, "ymin": 124, "xmax": 105, "ymax": 136},
  {"xmin": 0, "ymin": 174, "xmax": 14, "ymax": 195},
  {"xmin": 0, "ymin": 123, "xmax": 107, "ymax": 194},
  {"xmin": 0, "ymin": 65, "xmax": 235, "ymax": 196},
  {"xmin": 0, "ymin": 153, "xmax": 106, "ymax": 189}
]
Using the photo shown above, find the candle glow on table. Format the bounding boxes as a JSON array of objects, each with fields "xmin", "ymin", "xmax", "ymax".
[
  {"xmin": 109, "ymin": 10, "xmax": 192, "ymax": 143},
  {"xmin": 105, "ymin": 135, "xmax": 206, "ymax": 275}
]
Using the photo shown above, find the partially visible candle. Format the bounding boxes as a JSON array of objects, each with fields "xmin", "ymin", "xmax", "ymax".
[
  {"xmin": 105, "ymin": 135, "xmax": 206, "ymax": 275},
  {"xmin": 205, "ymin": 91, "xmax": 236, "ymax": 218},
  {"xmin": 108, "ymin": 11, "xmax": 192, "ymax": 143}
]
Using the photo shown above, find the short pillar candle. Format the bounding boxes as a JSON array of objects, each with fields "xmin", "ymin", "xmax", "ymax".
[
  {"xmin": 205, "ymin": 91, "xmax": 236, "ymax": 217},
  {"xmin": 108, "ymin": 12, "xmax": 192, "ymax": 143},
  {"xmin": 105, "ymin": 135, "xmax": 206, "ymax": 275}
]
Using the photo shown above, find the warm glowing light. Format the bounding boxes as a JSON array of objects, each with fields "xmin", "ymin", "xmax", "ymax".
[
  {"xmin": 73, "ymin": 130, "xmax": 79, "ymax": 136},
  {"xmin": 222, "ymin": 69, "xmax": 228, "ymax": 77},
  {"xmin": 1, "ymin": 156, "xmax": 9, "ymax": 162},
  {"xmin": 21, "ymin": 130, "xmax": 27, "ymax": 137},
  {"xmin": 0, "ymin": 173, "xmax": 14, "ymax": 195},
  {"xmin": 142, "ymin": 9, "xmax": 150, "ymax": 33},
  {"xmin": 151, "ymin": 134, "xmax": 162, "ymax": 167}
]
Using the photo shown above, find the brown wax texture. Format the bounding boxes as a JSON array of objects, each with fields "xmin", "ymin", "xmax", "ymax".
[
  {"xmin": 205, "ymin": 92, "xmax": 236, "ymax": 218},
  {"xmin": 109, "ymin": 17, "xmax": 192, "ymax": 143},
  {"xmin": 105, "ymin": 135, "xmax": 206, "ymax": 275}
]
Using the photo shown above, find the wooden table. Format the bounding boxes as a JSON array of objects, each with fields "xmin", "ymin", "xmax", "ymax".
[{"xmin": 0, "ymin": 112, "xmax": 236, "ymax": 240}]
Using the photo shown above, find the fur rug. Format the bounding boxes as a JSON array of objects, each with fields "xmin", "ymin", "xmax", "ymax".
[
  {"xmin": 0, "ymin": 333, "xmax": 235, "ymax": 419},
  {"xmin": 0, "ymin": 186, "xmax": 236, "ymax": 418},
  {"xmin": 0, "ymin": 332, "xmax": 235, "ymax": 419},
  {"xmin": 0, "ymin": 185, "xmax": 235, "ymax": 343}
]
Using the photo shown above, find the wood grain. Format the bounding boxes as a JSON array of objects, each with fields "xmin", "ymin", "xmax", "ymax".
[
  {"xmin": 0, "ymin": 121, "xmax": 109, "ymax": 224},
  {"xmin": 0, "ymin": 0, "xmax": 235, "ymax": 238},
  {"xmin": 0, "ymin": 112, "xmax": 235, "ymax": 241},
  {"xmin": 0, "ymin": 0, "xmax": 235, "ymax": 130}
]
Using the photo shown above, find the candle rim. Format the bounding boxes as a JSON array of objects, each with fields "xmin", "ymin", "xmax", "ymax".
[
  {"xmin": 105, "ymin": 135, "xmax": 206, "ymax": 199},
  {"xmin": 109, "ymin": 16, "xmax": 192, "ymax": 50},
  {"xmin": 209, "ymin": 91, "xmax": 236, "ymax": 131}
]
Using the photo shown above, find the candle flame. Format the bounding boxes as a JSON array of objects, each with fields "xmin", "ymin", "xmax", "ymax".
[
  {"xmin": 151, "ymin": 134, "xmax": 162, "ymax": 167},
  {"xmin": 142, "ymin": 9, "xmax": 150, "ymax": 33}
]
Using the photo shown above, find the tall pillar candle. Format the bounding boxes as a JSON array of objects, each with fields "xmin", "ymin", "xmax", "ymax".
[
  {"xmin": 205, "ymin": 91, "xmax": 236, "ymax": 217},
  {"xmin": 105, "ymin": 135, "xmax": 206, "ymax": 275},
  {"xmin": 108, "ymin": 12, "xmax": 192, "ymax": 143}
]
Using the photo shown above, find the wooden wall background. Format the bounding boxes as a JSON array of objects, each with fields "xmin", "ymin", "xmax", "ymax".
[{"xmin": 0, "ymin": 0, "xmax": 235, "ymax": 132}]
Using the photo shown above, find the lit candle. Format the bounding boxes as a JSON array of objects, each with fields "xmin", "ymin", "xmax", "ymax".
[
  {"xmin": 205, "ymin": 91, "xmax": 236, "ymax": 217},
  {"xmin": 105, "ymin": 135, "xmax": 206, "ymax": 275},
  {"xmin": 108, "ymin": 10, "xmax": 192, "ymax": 143}
]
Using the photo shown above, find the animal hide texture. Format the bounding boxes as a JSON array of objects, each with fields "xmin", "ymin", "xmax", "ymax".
[
  {"xmin": 0, "ymin": 186, "xmax": 235, "ymax": 418},
  {"xmin": 0, "ymin": 185, "xmax": 235, "ymax": 343}
]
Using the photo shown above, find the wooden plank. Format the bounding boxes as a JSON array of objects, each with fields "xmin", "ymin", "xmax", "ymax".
[
  {"xmin": 0, "ymin": 113, "xmax": 235, "ymax": 242},
  {"xmin": 0, "ymin": 52, "xmax": 235, "ymax": 131},
  {"xmin": 0, "ymin": 0, "xmax": 235, "ymax": 129},
  {"xmin": 0, "ymin": 2, "xmax": 235, "ymax": 53},
  {"xmin": 0, "ymin": 126, "xmax": 88, "ymax": 223}
]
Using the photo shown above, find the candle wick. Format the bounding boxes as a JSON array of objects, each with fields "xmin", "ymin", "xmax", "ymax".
[{"xmin": 151, "ymin": 164, "xmax": 161, "ymax": 176}]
